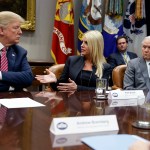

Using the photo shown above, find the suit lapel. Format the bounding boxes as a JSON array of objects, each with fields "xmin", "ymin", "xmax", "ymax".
[
  {"xmin": 139, "ymin": 58, "xmax": 150, "ymax": 90},
  {"xmin": 127, "ymin": 52, "xmax": 131, "ymax": 59},
  {"xmin": 127, "ymin": 52, "xmax": 132, "ymax": 59},
  {"xmin": 7, "ymin": 47, "xmax": 16, "ymax": 70},
  {"xmin": 127, "ymin": 52, "xmax": 135, "ymax": 59},
  {"xmin": 117, "ymin": 52, "xmax": 125, "ymax": 64},
  {"xmin": 71, "ymin": 57, "xmax": 84, "ymax": 80}
]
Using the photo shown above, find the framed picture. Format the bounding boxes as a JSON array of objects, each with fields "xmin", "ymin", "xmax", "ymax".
[{"xmin": 0, "ymin": 0, "xmax": 36, "ymax": 31}]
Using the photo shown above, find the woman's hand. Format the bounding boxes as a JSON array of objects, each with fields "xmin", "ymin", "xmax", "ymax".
[
  {"xmin": 57, "ymin": 78, "xmax": 77, "ymax": 91},
  {"xmin": 35, "ymin": 69, "xmax": 57, "ymax": 83}
]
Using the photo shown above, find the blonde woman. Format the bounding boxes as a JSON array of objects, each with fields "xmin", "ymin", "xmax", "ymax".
[{"xmin": 36, "ymin": 30, "xmax": 111, "ymax": 91}]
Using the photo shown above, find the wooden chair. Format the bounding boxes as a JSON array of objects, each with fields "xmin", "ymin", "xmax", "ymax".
[
  {"xmin": 112, "ymin": 65, "xmax": 127, "ymax": 90},
  {"xmin": 28, "ymin": 61, "xmax": 53, "ymax": 91}
]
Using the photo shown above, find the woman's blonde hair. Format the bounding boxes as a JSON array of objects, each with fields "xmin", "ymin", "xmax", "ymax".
[
  {"xmin": 0, "ymin": 11, "xmax": 24, "ymax": 28},
  {"xmin": 83, "ymin": 30, "xmax": 106, "ymax": 78}
]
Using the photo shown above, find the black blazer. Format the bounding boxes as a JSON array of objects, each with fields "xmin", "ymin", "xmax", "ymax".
[{"xmin": 51, "ymin": 56, "xmax": 111, "ymax": 91}]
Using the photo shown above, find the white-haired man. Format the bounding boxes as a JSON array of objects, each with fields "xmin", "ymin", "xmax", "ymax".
[{"xmin": 124, "ymin": 36, "xmax": 150, "ymax": 91}]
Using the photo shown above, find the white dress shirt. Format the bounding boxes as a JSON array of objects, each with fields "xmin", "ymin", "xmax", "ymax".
[{"xmin": 0, "ymin": 43, "xmax": 4, "ymax": 80}]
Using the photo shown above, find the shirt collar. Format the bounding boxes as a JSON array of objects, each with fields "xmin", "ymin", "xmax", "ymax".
[
  {"xmin": 0, "ymin": 43, "xmax": 5, "ymax": 51},
  {"xmin": 146, "ymin": 61, "xmax": 150, "ymax": 65},
  {"xmin": 120, "ymin": 51, "xmax": 127, "ymax": 55}
]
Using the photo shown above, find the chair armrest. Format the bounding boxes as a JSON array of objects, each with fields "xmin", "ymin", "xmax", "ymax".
[{"xmin": 112, "ymin": 85, "xmax": 122, "ymax": 90}]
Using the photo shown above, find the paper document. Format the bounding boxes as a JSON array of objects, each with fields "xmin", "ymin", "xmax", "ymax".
[
  {"xmin": 0, "ymin": 97, "xmax": 45, "ymax": 108},
  {"xmin": 82, "ymin": 134, "xmax": 148, "ymax": 150}
]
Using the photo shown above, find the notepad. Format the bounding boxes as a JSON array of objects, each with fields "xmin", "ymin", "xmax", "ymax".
[{"xmin": 81, "ymin": 134, "xmax": 148, "ymax": 150}]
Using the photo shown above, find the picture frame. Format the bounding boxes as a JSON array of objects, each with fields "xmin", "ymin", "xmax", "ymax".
[
  {"xmin": 21, "ymin": 0, "xmax": 36, "ymax": 31},
  {"xmin": 0, "ymin": 0, "xmax": 36, "ymax": 31}
]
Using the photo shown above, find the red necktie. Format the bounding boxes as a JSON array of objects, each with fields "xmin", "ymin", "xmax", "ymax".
[
  {"xmin": 1, "ymin": 47, "xmax": 8, "ymax": 71},
  {"xmin": 0, "ymin": 107, "xmax": 7, "ymax": 124}
]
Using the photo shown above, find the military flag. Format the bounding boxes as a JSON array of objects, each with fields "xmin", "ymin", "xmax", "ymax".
[
  {"xmin": 102, "ymin": 0, "xmax": 124, "ymax": 58},
  {"xmin": 51, "ymin": 0, "xmax": 74, "ymax": 64},
  {"xmin": 77, "ymin": 0, "xmax": 103, "ymax": 54},
  {"xmin": 123, "ymin": 0, "xmax": 147, "ymax": 56}
]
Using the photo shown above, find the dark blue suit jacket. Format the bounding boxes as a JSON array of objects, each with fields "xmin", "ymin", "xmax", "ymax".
[
  {"xmin": 51, "ymin": 56, "xmax": 111, "ymax": 91},
  {"xmin": 107, "ymin": 51, "xmax": 138, "ymax": 70},
  {"xmin": 107, "ymin": 51, "xmax": 138, "ymax": 86},
  {"xmin": 0, "ymin": 45, "xmax": 34, "ymax": 91}
]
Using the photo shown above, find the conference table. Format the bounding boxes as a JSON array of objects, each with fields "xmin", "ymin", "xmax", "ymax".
[{"xmin": 0, "ymin": 90, "xmax": 150, "ymax": 150}]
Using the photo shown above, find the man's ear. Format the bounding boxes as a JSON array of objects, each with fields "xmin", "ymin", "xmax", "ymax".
[{"xmin": 0, "ymin": 27, "xmax": 4, "ymax": 35}]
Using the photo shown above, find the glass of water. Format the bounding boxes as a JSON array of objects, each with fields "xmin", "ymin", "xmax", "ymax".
[{"xmin": 96, "ymin": 78, "xmax": 107, "ymax": 99}]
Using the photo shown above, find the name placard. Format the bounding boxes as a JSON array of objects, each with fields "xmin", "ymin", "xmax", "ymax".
[
  {"xmin": 50, "ymin": 115, "xmax": 119, "ymax": 135},
  {"xmin": 108, "ymin": 99, "xmax": 138, "ymax": 107},
  {"xmin": 108, "ymin": 90, "xmax": 145, "ymax": 101},
  {"xmin": 51, "ymin": 130, "xmax": 118, "ymax": 147}
]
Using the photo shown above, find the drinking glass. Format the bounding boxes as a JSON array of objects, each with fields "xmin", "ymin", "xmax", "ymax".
[
  {"xmin": 96, "ymin": 78, "xmax": 107, "ymax": 99},
  {"xmin": 132, "ymin": 91, "xmax": 150, "ymax": 129}
]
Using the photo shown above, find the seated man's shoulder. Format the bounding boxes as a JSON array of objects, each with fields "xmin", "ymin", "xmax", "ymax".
[
  {"xmin": 108, "ymin": 52, "xmax": 120, "ymax": 58},
  {"xmin": 11, "ymin": 44, "xmax": 27, "ymax": 54},
  {"xmin": 128, "ymin": 57, "xmax": 140, "ymax": 64},
  {"xmin": 128, "ymin": 51, "xmax": 136, "ymax": 54},
  {"xmin": 127, "ymin": 51, "xmax": 138, "ymax": 57},
  {"xmin": 103, "ymin": 62, "xmax": 111, "ymax": 69}
]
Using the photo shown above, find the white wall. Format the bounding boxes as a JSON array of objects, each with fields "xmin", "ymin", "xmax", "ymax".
[{"xmin": 20, "ymin": 0, "xmax": 82, "ymax": 62}]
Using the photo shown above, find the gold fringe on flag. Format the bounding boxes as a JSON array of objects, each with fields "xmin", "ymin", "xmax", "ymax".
[
  {"xmin": 135, "ymin": 0, "xmax": 142, "ymax": 19},
  {"xmin": 106, "ymin": 0, "xmax": 123, "ymax": 16}
]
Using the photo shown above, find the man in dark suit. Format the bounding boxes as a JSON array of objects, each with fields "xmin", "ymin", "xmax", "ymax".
[
  {"xmin": 107, "ymin": 35, "xmax": 138, "ymax": 86},
  {"xmin": 0, "ymin": 11, "xmax": 34, "ymax": 91},
  {"xmin": 124, "ymin": 36, "xmax": 150, "ymax": 91}
]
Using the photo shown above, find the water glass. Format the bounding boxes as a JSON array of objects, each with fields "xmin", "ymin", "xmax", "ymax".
[
  {"xmin": 96, "ymin": 78, "xmax": 107, "ymax": 99},
  {"xmin": 132, "ymin": 91, "xmax": 150, "ymax": 129}
]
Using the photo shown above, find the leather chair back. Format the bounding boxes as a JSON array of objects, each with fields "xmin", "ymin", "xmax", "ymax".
[
  {"xmin": 112, "ymin": 65, "xmax": 127, "ymax": 90},
  {"xmin": 45, "ymin": 64, "xmax": 65, "ymax": 91},
  {"xmin": 49, "ymin": 64, "xmax": 65, "ymax": 79}
]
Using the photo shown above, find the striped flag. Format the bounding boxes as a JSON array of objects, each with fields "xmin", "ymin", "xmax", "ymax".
[
  {"xmin": 102, "ymin": 0, "xmax": 124, "ymax": 58},
  {"xmin": 77, "ymin": 0, "xmax": 103, "ymax": 54},
  {"xmin": 51, "ymin": 0, "xmax": 74, "ymax": 64},
  {"xmin": 123, "ymin": 0, "xmax": 147, "ymax": 56}
]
